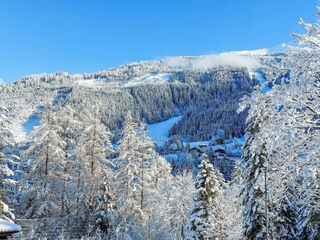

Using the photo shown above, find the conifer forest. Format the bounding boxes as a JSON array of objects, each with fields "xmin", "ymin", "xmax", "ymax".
[{"xmin": 0, "ymin": 2, "xmax": 319, "ymax": 240}]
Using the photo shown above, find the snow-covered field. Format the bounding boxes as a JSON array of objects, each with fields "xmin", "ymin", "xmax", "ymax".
[{"xmin": 146, "ymin": 115, "xmax": 182, "ymax": 146}]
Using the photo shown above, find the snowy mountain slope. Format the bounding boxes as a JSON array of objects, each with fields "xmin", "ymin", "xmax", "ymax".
[
  {"xmin": 74, "ymin": 79, "xmax": 105, "ymax": 87},
  {"xmin": 123, "ymin": 73, "xmax": 172, "ymax": 87},
  {"xmin": 0, "ymin": 50, "xmax": 288, "ymax": 142}
]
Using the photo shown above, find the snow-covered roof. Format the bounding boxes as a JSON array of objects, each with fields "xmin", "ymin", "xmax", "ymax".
[{"xmin": 0, "ymin": 219, "xmax": 21, "ymax": 233}]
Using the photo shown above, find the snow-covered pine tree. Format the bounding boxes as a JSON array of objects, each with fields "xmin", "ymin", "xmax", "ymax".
[
  {"xmin": 149, "ymin": 168, "xmax": 195, "ymax": 240},
  {"xmin": 146, "ymin": 155, "xmax": 173, "ymax": 239},
  {"xmin": 222, "ymin": 161, "xmax": 244, "ymax": 240},
  {"xmin": 288, "ymin": 12, "xmax": 320, "ymax": 238},
  {"xmin": 0, "ymin": 106, "xmax": 16, "ymax": 221},
  {"xmin": 55, "ymin": 101, "xmax": 82, "ymax": 217},
  {"xmin": 21, "ymin": 97, "xmax": 66, "ymax": 222},
  {"xmin": 150, "ymin": 155, "xmax": 172, "ymax": 189},
  {"xmin": 94, "ymin": 179, "xmax": 118, "ymax": 239},
  {"xmin": 72, "ymin": 105, "xmax": 114, "ymax": 233},
  {"xmin": 238, "ymin": 7, "xmax": 320, "ymax": 239},
  {"xmin": 115, "ymin": 113, "xmax": 158, "ymax": 238},
  {"xmin": 238, "ymin": 90, "xmax": 274, "ymax": 240},
  {"xmin": 239, "ymin": 72, "xmax": 304, "ymax": 239},
  {"xmin": 180, "ymin": 149, "xmax": 197, "ymax": 175},
  {"xmin": 205, "ymin": 166, "xmax": 227, "ymax": 240},
  {"xmin": 135, "ymin": 122, "xmax": 157, "ymax": 214},
  {"xmin": 171, "ymin": 170, "xmax": 196, "ymax": 240},
  {"xmin": 115, "ymin": 112, "xmax": 142, "ymax": 227},
  {"xmin": 185, "ymin": 153, "xmax": 225, "ymax": 240}
]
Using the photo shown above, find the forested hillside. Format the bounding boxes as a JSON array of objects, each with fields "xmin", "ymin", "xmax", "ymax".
[
  {"xmin": 1, "ymin": 13, "xmax": 319, "ymax": 239},
  {"xmin": 0, "ymin": 59, "xmax": 259, "ymax": 142}
]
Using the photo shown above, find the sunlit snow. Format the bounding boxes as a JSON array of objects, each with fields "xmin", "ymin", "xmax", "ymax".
[
  {"xmin": 74, "ymin": 79, "xmax": 104, "ymax": 87},
  {"xmin": 124, "ymin": 73, "xmax": 172, "ymax": 87},
  {"xmin": 146, "ymin": 115, "xmax": 182, "ymax": 146},
  {"xmin": 0, "ymin": 219, "xmax": 21, "ymax": 233}
]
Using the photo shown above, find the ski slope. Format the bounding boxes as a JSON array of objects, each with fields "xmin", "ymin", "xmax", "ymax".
[{"xmin": 146, "ymin": 115, "xmax": 182, "ymax": 146}]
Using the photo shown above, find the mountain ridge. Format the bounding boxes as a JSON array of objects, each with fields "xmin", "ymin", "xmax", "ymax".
[{"xmin": 1, "ymin": 49, "xmax": 287, "ymax": 143}]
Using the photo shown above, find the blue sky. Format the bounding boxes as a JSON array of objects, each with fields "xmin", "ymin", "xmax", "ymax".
[{"xmin": 0, "ymin": 0, "xmax": 318, "ymax": 83}]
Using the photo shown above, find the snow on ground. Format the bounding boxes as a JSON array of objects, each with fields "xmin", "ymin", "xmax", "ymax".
[
  {"xmin": 188, "ymin": 137, "xmax": 244, "ymax": 157},
  {"xmin": 0, "ymin": 219, "xmax": 21, "ymax": 233},
  {"xmin": 147, "ymin": 115, "xmax": 244, "ymax": 157},
  {"xmin": 74, "ymin": 79, "xmax": 104, "ymax": 87},
  {"xmin": 123, "ymin": 73, "xmax": 172, "ymax": 87},
  {"xmin": 146, "ymin": 115, "xmax": 182, "ymax": 146},
  {"xmin": 188, "ymin": 141, "xmax": 211, "ymax": 149}
]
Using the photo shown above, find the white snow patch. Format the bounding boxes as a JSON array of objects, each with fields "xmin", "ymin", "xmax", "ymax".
[
  {"xmin": 146, "ymin": 115, "xmax": 182, "ymax": 146},
  {"xmin": 188, "ymin": 141, "xmax": 211, "ymax": 149},
  {"xmin": 0, "ymin": 219, "xmax": 21, "ymax": 233},
  {"xmin": 11, "ymin": 122, "xmax": 27, "ymax": 143},
  {"xmin": 74, "ymin": 79, "xmax": 104, "ymax": 87},
  {"xmin": 124, "ymin": 73, "xmax": 172, "ymax": 87}
]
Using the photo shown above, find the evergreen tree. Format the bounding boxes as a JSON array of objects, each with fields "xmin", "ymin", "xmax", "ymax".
[
  {"xmin": 150, "ymin": 169, "xmax": 195, "ymax": 240},
  {"xmin": 115, "ymin": 112, "xmax": 143, "ymax": 226},
  {"xmin": 55, "ymin": 102, "xmax": 81, "ymax": 217},
  {"xmin": 0, "ymin": 106, "xmax": 16, "ymax": 221},
  {"xmin": 115, "ymin": 113, "xmax": 158, "ymax": 237},
  {"xmin": 21, "ymin": 98, "xmax": 66, "ymax": 222},
  {"xmin": 150, "ymin": 155, "xmax": 172, "ymax": 189},
  {"xmin": 72, "ymin": 106, "xmax": 114, "ymax": 233},
  {"xmin": 146, "ymin": 155, "xmax": 173, "ymax": 239},
  {"xmin": 238, "ymin": 90, "xmax": 274, "ymax": 240},
  {"xmin": 238, "ymin": 6, "xmax": 320, "ymax": 239},
  {"xmin": 185, "ymin": 154, "xmax": 225, "ymax": 240},
  {"xmin": 222, "ymin": 161, "xmax": 244, "ymax": 240},
  {"xmin": 136, "ymin": 123, "xmax": 157, "ymax": 215},
  {"xmin": 94, "ymin": 180, "xmax": 118, "ymax": 239}
]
